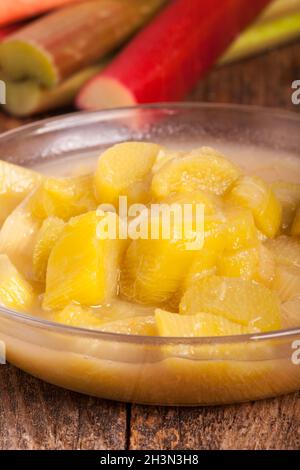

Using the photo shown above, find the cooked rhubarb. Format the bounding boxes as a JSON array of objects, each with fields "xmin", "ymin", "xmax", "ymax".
[
  {"xmin": 43, "ymin": 211, "xmax": 126, "ymax": 310},
  {"xmin": 226, "ymin": 175, "xmax": 282, "ymax": 238},
  {"xmin": 155, "ymin": 309, "xmax": 255, "ymax": 337},
  {"xmin": 291, "ymin": 208, "xmax": 300, "ymax": 236},
  {"xmin": 0, "ymin": 142, "xmax": 298, "ymax": 336},
  {"xmin": 33, "ymin": 217, "xmax": 65, "ymax": 282},
  {"xmin": 95, "ymin": 142, "xmax": 161, "ymax": 206},
  {"xmin": 180, "ymin": 276, "xmax": 281, "ymax": 332},
  {"xmin": 0, "ymin": 160, "xmax": 42, "ymax": 225}
]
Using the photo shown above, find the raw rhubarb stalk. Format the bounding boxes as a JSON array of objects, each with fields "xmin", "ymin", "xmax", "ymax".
[
  {"xmin": 220, "ymin": 12, "xmax": 300, "ymax": 64},
  {"xmin": 1, "ymin": 64, "xmax": 103, "ymax": 117},
  {"xmin": 0, "ymin": 0, "xmax": 82, "ymax": 26},
  {"xmin": 0, "ymin": 25, "xmax": 19, "ymax": 40},
  {"xmin": 77, "ymin": 0, "xmax": 272, "ymax": 110},
  {"xmin": 259, "ymin": 0, "xmax": 300, "ymax": 22},
  {"xmin": 0, "ymin": 0, "xmax": 166, "ymax": 87}
]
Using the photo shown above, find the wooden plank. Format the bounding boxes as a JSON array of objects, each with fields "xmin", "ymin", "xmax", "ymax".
[
  {"xmin": 0, "ymin": 364, "xmax": 127, "ymax": 450},
  {"xmin": 190, "ymin": 40, "xmax": 300, "ymax": 112},
  {"xmin": 129, "ymin": 393, "xmax": 300, "ymax": 450}
]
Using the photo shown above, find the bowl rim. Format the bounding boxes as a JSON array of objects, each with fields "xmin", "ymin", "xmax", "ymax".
[
  {"xmin": 1, "ymin": 102, "xmax": 300, "ymax": 141},
  {"xmin": 0, "ymin": 102, "xmax": 300, "ymax": 345}
]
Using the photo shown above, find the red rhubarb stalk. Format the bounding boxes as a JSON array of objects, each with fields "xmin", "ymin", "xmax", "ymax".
[
  {"xmin": 0, "ymin": 25, "xmax": 20, "ymax": 40},
  {"xmin": 77, "ymin": 0, "xmax": 272, "ymax": 110}
]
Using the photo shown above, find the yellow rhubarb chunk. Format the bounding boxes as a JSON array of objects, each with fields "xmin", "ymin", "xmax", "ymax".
[
  {"xmin": 0, "ymin": 191, "xmax": 42, "ymax": 278},
  {"xmin": 54, "ymin": 303, "xmax": 107, "ymax": 329},
  {"xmin": 0, "ymin": 254, "xmax": 35, "ymax": 312},
  {"xmin": 0, "ymin": 160, "xmax": 42, "ymax": 226},
  {"xmin": 99, "ymin": 316, "xmax": 157, "ymax": 336},
  {"xmin": 94, "ymin": 142, "xmax": 160, "ymax": 206},
  {"xmin": 54, "ymin": 302, "xmax": 156, "ymax": 335},
  {"xmin": 281, "ymin": 299, "xmax": 300, "ymax": 329},
  {"xmin": 224, "ymin": 206, "xmax": 258, "ymax": 250},
  {"xmin": 155, "ymin": 309, "xmax": 255, "ymax": 337},
  {"xmin": 180, "ymin": 275, "xmax": 281, "ymax": 332},
  {"xmin": 218, "ymin": 247, "xmax": 259, "ymax": 280},
  {"xmin": 217, "ymin": 244, "xmax": 276, "ymax": 288},
  {"xmin": 29, "ymin": 174, "xmax": 97, "ymax": 221},
  {"xmin": 43, "ymin": 211, "xmax": 126, "ymax": 310},
  {"xmin": 120, "ymin": 199, "xmax": 205, "ymax": 305},
  {"xmin": 54, "ymin": 300, "xmax": 153, "ymax": 329},
  {"xmin": 266, "ymin": 235, "xmax": 300, "ymax": 268},
  {"xmin": 227, "ymin": 176, "xmax": 282, "ymax": 238},
  {"xmin": 273, "ymin": 264, "xmax": 300, "ymax": 302},
  {"xmin": 33, "ymin": 217, "xmax": 65, "ymax": 282},
  {"xmin": 151, "ymin": 147, "xmax": 241, "ymax": 199},
  {"xmin": 161, "ymin": 190, "xmax": 220, "ymax": 216},
  {"xmin": 185, "ymin": 250, "xmax": 218, "ymax": 287},
  {"xmin": 291, "ymin": 208, "xmax": 300, "ymax": 237},
  {"xmin": 272, "ymin": 182, "xmax": 300, "ymax": 231}
]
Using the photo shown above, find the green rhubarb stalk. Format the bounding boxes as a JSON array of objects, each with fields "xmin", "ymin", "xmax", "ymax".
[
  {"xmin": 1, "ymin": 64, "xmax": 103, "ymax": 117},
  {"xmin": 220, "ymin": 12, "xmax": 300, "ymax": 64},
  {"xmin": 0, "ymin": 0, "xmax": 166, "ymax": 88},
  {"xmin": 259, "ymin": 0, "xmax": 300, "ymax": 23}
]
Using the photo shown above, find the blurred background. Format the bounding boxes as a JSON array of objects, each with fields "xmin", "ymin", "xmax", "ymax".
[{"xmin": 0, "ymin": 0, "xmax": 299, "ymax": 131}]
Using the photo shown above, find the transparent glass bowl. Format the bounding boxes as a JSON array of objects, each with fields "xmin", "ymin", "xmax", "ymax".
[{"xmin": 0, "ymin": 103, "xmax": 299, "ymax": 406}]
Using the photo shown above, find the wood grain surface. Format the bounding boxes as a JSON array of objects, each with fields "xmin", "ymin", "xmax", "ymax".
[{"xmin": 0, "ymin": 41, "xmax": 299, "ymax": 451}]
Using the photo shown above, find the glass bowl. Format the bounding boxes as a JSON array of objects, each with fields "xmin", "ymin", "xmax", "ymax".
[{"xmin": 0, "ymin": 103, "xmax": 299, "ymax": 406}]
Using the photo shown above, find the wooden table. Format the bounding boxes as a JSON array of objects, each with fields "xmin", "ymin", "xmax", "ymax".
[{"xmin": 0, "ymin": 41, "xmax": 300, "ymax": 451}]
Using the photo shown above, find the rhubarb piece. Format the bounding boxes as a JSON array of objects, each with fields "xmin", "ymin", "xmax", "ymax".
[
  {"xmin": 0, "ymin": 0, "xmax": 82, "ymax": 26},
  {"xmin": 0, "ymin": 190, "xmax": 42, "ymax": 278},
  {"xmin": 217, "ymin": 243, "xmax": 276, "ymax": 288},
  {"xmin": 54, "ymin": 302, "xmax": 156, "ymax": 334},
  {"xmin": 0, "ymin": 160, "xmax": 42, "ymax": 225},
  {"xmin": 272, "ymin": 182, "xmax": 300, "ymax": 231},
  {"xmin": 259, "ymin": 0, "xmax": 300, "ymax": 21},
  {"xmin": 180, "ymin": 276, "xmax": 281, "ymax": 332},
  {"xmin": 0, "ymin": 254, "xmax": 35, "ymax": 312},
  {"xmin": 291, "ymin": 208, "xmax": 300, "ymax": 237},
  {"xmin": 95, "ymin": 142, "xmax": 161, "ymax": 206},
  {"xmin": 0, "ymin": 0, "xmax": 166, "ymax": 87},
  {"xmin": 226, "ymin": 176, "xmax": 282, "ymax": 238},
  {"xmin": 1, "ymin": 64, "xmax": 102, "ymax": 117},
  {"xmin": 161, "ymin": 190, "xmax": 220, "ymax": 215},
  {"xmin": 221, "ymin": 12, "xmax": 300, "ymax": 64},
  {"xmin": 77, "ymin": 0, "xmax": 271, "ymax": 109},
  {"xmin": 155, "ymin": 309, "xmax": 255, "ymax": 337},
  {"xmin": 281, "ymin": 298, "xmax": 300, "ymax": 328},
  {"xmin": 99, "ymin": 316, "xmax": 157, "ymax": 335},
  {"xmin": 266, "ymin": 235, "xmax": 300, "ymax": 268},
  {"xmin": 0, "ymin": 25, "xmax": 19, "ymax": 40},
  {"xmin": 29, "ymin": 175, "xmax": 97, "ymax": 221},
  {"xmin": 274, "ymin": 264, "xmax": 300, "ymax": 301},
  {"xmin": 54, "ymin": 303, "xmax": 108, "ymax": 329},
  {"xmin": 54, "ymin": 300, "xmax": 152, "ymax": 328},
  {"xmin": 33, "ymin": 217, "xmax": 65, "ymax": 282},
  {"xmin": 184, "ymin": 251, "xmax": 218, "ymax": 287},
  {"xmin": 224, "ymin": 207, "xmax": 258, "ymax": 251},
  {"xmin": 151, "ymin": 147, "xmax": 241, "ymax": 199},
  {"xmin": 120, "ymin": 197, "xmax": 206, "ymax": 306},
  {"xmin": 43, "ymin": 211, "xmax": 126, "ymax": 310}
]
